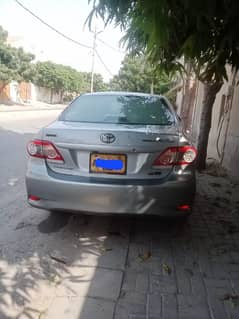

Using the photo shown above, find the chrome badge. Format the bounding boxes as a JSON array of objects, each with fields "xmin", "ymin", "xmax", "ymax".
[{"xmin": 100, "ymin": 133, "xmax": 116, "ymax": 144}]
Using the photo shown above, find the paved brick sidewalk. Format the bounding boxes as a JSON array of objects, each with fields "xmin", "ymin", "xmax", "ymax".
[
  {"xmin": 113, "ymin": 173, "xmax": 239, "ymax": 319},
  {"xmin": 1, "ymin": 172, "xmax": 239, "ymax": 319}
]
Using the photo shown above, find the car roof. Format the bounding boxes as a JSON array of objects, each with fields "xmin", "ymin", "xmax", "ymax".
[{"xmin": 83, "ymin": 91, "xmax": 163, "ymax": 98}]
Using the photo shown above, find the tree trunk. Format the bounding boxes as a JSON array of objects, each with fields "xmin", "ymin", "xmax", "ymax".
[{"xmin": 196, "ymin": 82, "xmax": 223, "ymax": 170}]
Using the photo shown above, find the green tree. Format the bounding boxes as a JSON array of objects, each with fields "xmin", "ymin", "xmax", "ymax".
[
  {"xmin": 109, "ymin": 55, "xmax": 173, "ymax": 95},
  {"xmin": 89, "ymin": 0, "xmax": 239, "ymax": 169},
  {"xmin": 33, "ymin": 62, "xmax": 107, "ymax": 102},
  {"xmin": 0, "ymin": 26, "xmax": 7, "ymax": 43},
  {"xmin": 81, "ymin": 72, "xmax": 107, "ymax": 92},
  {"xmin": 94, "ymin": 73, "xmax": 107, "ymax": 92},
  {"xmin": 0, "ymin": 26, "xmax": 34, "ymax": 92},
  {"xmin": 33, "ymin": 61, "xmax": 84, "ymax": 102}
]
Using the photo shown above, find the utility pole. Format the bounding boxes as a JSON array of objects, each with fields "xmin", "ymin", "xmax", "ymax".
[
  {"xmin": 90, "ymin": 26, "xmax": 102, "ymax": 93},
  {"xmin": 90, "ymin": 25, "xmax": 97, "ymax": 93}
]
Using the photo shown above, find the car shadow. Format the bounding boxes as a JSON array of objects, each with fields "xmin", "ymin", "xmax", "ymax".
[
  {"xmin": 1, "ymin": 126, "xmax": 239, "ymax": 319},
  {"xmin": 37, "ymin": 211, "xmax": 71, "ymax": 234}
]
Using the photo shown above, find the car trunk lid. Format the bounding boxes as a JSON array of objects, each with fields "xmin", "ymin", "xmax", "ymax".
[{"xmin": 42, "ymin": 121, "xmax": 179, "ymax": 180}]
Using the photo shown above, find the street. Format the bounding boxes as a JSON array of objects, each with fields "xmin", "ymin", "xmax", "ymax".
[
  {"xmin": 1, "ymin": 109, "xmax": 239, "ymax": 319},
  {"xmin": 0, "ymin": 110, "xmax": 62, "ymax": 208}
]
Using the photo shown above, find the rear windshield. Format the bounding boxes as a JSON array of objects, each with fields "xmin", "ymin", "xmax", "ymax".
[{"xmin": 60, "ymin": 94, "xmax": 175, "ymax": 125}]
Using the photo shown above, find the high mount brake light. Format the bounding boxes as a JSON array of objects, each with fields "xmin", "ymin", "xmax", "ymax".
[
  {"xmin": 153, "ymin": 146, "xmax": 197, "ymax": 166},
  {"xmin": 27, "ymin": 140, "xmax": 64, "ymax": 162}
]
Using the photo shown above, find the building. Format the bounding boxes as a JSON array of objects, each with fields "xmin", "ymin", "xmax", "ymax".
[{"xmin": 0, "ymin": 81, "xmax": 63, "ymax": 105}]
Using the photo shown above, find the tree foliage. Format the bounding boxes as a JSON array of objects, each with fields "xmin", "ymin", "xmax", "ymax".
[
  {"xmin": 33, "ymin": 61, "xmax": 83, "ymax": 93},
  {"xmin": 109, "ymin": 55, "xmax": 173, "ymax": 94},
  {"xmin": 0, "ymin": 26, "xmax": 34, "ymax": 86},
  {"xmin": 32, "ymin": 61, "xmax": 107, "ymax": 95},
  {"xmin": 81, "ymin": 72, "xmax": 107, "ymax": 92},
  {"xmin": 89, "ymin": 0, "xmax": 239, "ymax": 83}
]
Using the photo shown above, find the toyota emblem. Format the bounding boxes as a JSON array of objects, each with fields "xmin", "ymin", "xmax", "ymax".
[{"xmin": 100, "ymin": 133, "xmax": 116, "ymax": 144}]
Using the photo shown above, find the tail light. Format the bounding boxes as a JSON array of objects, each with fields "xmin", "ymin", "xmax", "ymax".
[
  {"xmin": 28, "ymin": 195, "xmax": 40, "ymax": 201},
  {"xmin": 177, "ymin": 204, "xmax": 191, "ymax": 211},
  {"xmin": 153, "ymin": 146, "xmax": 197, "ymax": 166},
  {"xmin": 27, "ymin": 139, "xmax": 64, "ymax": 162}
]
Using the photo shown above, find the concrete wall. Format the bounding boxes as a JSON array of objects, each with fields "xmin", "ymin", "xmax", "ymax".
[
  {"xmin": 177, "ymin": 68, "xmax": 239, "ymax": 179},
  {"xmin": 0, "ymin": 83, "xmax": 10, "ymax": 103},
  {"xmin": 31, "ymin": 85, "xmax": 62, "ymax": 104},
  {"xmin": 1, "ymin": 81, "xmax": 32, "ymax": 104},
  {"xmin": 223, "ymin": 73, "xmax": 239, "ymax": 178},
  {"xmin": 0, "ymin": 81, "xmax": 62, "ymax": 105},
  {"xmin": 0, "ymin": 81, "xmax": 25, "ymax": 104},
  {"xmin": 207, "ymin": 79, "xmax": 232, "ymax": 162},
  {"xmin": 19, "ymin": 82, "xmax": 31, "ymax": 103}
]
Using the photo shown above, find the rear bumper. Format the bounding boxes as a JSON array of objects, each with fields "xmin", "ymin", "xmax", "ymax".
[{"xmin": 26, "ymin": 162, "xmax": 196, "ymax": 216}]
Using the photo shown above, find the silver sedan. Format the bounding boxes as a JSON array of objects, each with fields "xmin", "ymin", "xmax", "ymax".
[{"xmin": 26, "ymin": 92, "xmax": 197, "ymax": 216}]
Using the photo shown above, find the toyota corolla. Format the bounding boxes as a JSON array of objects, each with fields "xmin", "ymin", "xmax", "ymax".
[{"xmin": 26, "ymin": 92, "xmax": 197, "ymax": 216}]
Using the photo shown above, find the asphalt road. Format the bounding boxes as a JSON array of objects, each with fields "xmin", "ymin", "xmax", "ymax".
[
  {"xmin": 0, "ymin": 110, "xmax": 61, "ymax": 208},
  {"xmin": 0, "ymin": 110, "xmax": 239, "ymax": 319},
  {"xmin": 0, "ymin": 109, "xmax": 131, "ymax": 319}
]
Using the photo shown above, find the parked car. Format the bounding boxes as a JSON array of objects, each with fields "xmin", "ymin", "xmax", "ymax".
[{"xmin": 26, "ymin": 92, "xmax": 197, "ymax": 216}]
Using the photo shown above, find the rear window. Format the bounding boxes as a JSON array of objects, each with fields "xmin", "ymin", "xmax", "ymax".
[{"xmin": 60, "ymin": 94, "xmax": 175, "ymax": 125}]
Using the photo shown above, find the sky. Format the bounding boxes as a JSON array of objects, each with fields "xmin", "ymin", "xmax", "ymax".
[{"xmin": 0, "ymin": 0, "xmax": 126, "ymax": 81}]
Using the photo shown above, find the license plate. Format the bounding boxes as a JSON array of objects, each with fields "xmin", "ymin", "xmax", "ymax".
[{"xmin": 90, "ymin": 153, "xmax": 127, "ymax": 175}]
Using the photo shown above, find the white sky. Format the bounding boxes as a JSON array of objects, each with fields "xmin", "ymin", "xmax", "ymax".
[{"xmin": 0, "ymin": 0, "xmax": 126, "ymax": 81}]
